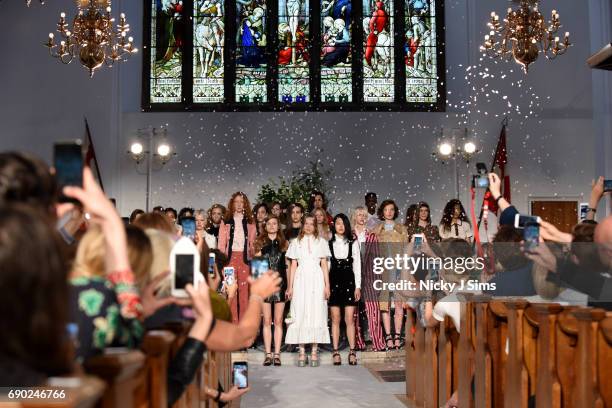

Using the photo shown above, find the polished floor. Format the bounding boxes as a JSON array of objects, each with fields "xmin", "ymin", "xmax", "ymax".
[{"xmin": 240, "ymin": 350, "xmax": 408, "ymax": 408}]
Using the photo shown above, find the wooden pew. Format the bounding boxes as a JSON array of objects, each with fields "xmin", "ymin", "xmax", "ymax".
[
  {"xmin": 457, "ymin": 294, "xmax": 475, "ymax": 408},
  {"xmin": 531, "ymin": 303, "xmax": 563, "ymax": 408},
  {"xmin": 83, "ymin": 350, "xmax": 146, "ymax": 408},
  {"xmin": 437, "ymin": 316, "xmax": 459, "ymax": 406},
  {"xmin": 556, "ymin": 308, "xmax": 578, "ymax": 407},
  {"xmin": 572, "ymin": 307, "xmax": 606, "ymax": 407},
  {"xmin": 405, "ymin": 307, "xmax": 417, "ymax": 402},
  {"xmin": 597, "ymin": 313, "xmax": 612, "ymax": 407},
  {"xmin": 139, "ymin": 330, "xmax": 176, "ymax": 408},
  {"xmin": 502, "ymin": 300, "xmax": 536, "ymax": 408}
]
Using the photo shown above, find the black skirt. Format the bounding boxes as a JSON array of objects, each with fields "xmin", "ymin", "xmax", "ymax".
[{"xmin": 328, "ymin": 241, "xmax": 358, "ymax": 307}]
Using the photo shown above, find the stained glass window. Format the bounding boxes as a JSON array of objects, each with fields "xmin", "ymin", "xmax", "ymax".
[
  {"xmin": 144, "ymin": 0, "xmax": 445, "ymax": 110},
  {"xmin": 236, "ymin": 0, "xmax": 268, "ymax": 103},
  {"xmin": 363, "ymin": 0, "xmax": 394, "ymax": 102},
  {"xmin": 150, "ymin": 0, "xmax": 183, "ymax": 103},
  {"xmin": 320, "ymin": 0, "xmax": 352, "ymax": 102},
  {"xmin": 405, "ymin": 0, "xmax": 438, "ymax": 103},
  {"xmin": 278, "ymin": 0, "xmax": 310, "ymax": 103},
  {"xmin": 193, "ymin": 0, "xmax": 225, "ymax": 103}
]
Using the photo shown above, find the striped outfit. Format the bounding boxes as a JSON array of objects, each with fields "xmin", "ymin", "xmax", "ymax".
[{"xmin": 353, "ymin": 229, "xmax": 385, "ymax": 351}]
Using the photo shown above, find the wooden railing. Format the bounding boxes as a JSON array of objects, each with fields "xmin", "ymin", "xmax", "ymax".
[
  {"xmin": 78, "ymin": 324, "xmax": 233, "ymax": 408},
  {"xmin": 404, "ymin": 295, "xmax": 612, "ymax": 407}
]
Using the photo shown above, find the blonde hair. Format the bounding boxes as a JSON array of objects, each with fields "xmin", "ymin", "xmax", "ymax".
[
  {"xmin": 72, "ymin": 226, "xmax": 106, "ymax": 278},
  {"xmin": 313, "ymin": 208, "xmax": 330, "ymax": 236},
  {"xmin": 351, "ymin": 206, "xmax": 368, "ymax": 228},
  {"xmin": 144, "ymin": 229, "xmax": 175, "ymax": 295}
]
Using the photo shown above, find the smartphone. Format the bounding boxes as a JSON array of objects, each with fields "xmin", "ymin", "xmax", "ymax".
[
  {"xmin": 232, "ymin": 361, "xmax": 248, "ymax": 389},
  {"xmin": 208, "ymin": 252, "xmax": 216, "ymax": 277},
  {"xmin": 54, "ymin": 141, "xmax": 83, "ymax": 202},
  {"xmin": 181, "ymin": 217, "xmax": 196, "ymax": 240},
  {"xmin": 604, "ymin": 179, "xmax": 612, "ymax": 193},
  {"xmin": 223, "ymin": 267, "xmax": 235, "ymax": 286},
  {"xmin": 412, "ymin": 234, "xmax": 424, "ymax": 251},
  {"xmin": 250, "ymin": 257, "xmax": 269, "ymax": 279},
  {"xmin": 523, "ymin": 223, "xmax": 540, "ymax": 253},
  {"xmin": 514, "ymin": 214, "xmax": 542, "ymax": 229},
  {"xmin": 476, "ymin": 176, "xmax": 489, "ymax": 188},
  {"xmin": 170, "ymin": 237, "xmax": 201, "ymax": 298}
]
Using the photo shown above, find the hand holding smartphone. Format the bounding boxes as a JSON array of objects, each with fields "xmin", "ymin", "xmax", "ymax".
[
  {"xmin": 170, "ymin": 237, "xmax": 201, "ymax": 298},
  {"xmin": 250, "ymin": 257, "xmax": 269, "ymax": 279},
  {"xmin": 223, "ymin": 267, "xmax": 235, "ymax": 286},
  {"xmin": 54, "ymin": 141, "xmax": 84, "ymax": 203},
  {"xmin": 514, "ymin": 214, "xmax": 542, "ymax": 229},
  {"xmin": 523, "ymin": 222, "xmax": 540, "ymax": 253},
  {"xmin": 233, "ymin": 362, "xmax": 248, "ymax": 389}
]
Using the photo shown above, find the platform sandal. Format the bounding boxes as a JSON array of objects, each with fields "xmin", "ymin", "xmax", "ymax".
[
  {"xmin": 273, "ymin": 353, "xmax": 282, "ymax": 366},
  {"xmin": 332, "ymin": 349, "xmax": 341, "ymax": 366},
  {"xmin": 348, "ymin": 349, "xmax": 357, "ymax": 366}
]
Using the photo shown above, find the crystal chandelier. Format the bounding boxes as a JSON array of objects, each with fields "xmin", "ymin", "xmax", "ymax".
[
  {"xmin": 45, "ymin": 0, "xmax": 138, "ymax": 77},
  {"xmin": 480, "ymin": 0, "xmax": 571, "ymax": 73}
]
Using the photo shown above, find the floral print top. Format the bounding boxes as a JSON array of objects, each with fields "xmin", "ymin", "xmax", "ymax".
[{"xmin": 69, "ymin": 269, "xmax": 143, "ymax": 361}]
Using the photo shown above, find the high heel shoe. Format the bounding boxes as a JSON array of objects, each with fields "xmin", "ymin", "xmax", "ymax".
[
  {"xmin": 263, "ymin": 353, "xmax": 273, "ymax": 366},
  {"xmin": 348, "ymin": 349, "xmax": 357, "ymax": 365},
  {"xmin": 273, "ymin": 353, "xmax": 282, "ymax": 366},
  {"xmin": 310, "ymin": 350, "xmax": 320, "ymax": 367},
  {"xmin": 297, "ymin": 350, "xmax": 308, "ymax": 367},
  {"xmin": 385, "ymin": 334, "xmax": 394, "ymax": 350},
  {"xmin": 332, "ymin": 349, "xmax": 341, "ymax": 366}
]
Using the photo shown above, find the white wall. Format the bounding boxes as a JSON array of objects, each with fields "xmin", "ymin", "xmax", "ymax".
[
  {"xmin": 0, "ymin": 0, "xmax": 121, "ymax": 197},
  {"xmin": 0, "ymin": 0, "xmax": 609, "ymax": 222}
]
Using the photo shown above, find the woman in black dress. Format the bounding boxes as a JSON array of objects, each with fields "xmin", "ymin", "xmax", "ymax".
[
  {"xmin": 254, "ymin": 215, "xmax": 289, "ymax": 366},
  {"xmin": 329, "ymin": 213, "xmax": 361, "ymax": 366}
]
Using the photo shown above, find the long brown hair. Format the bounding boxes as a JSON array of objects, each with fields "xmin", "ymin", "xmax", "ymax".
[
  {"xmin": 298, "ymin": 215, "xmax": 319, "ymax": 241},
  {"xmin": 254, "ymin": 215, "xmax": 289, "ymax": 253},
  {"xmin": 0, "ymin": 205, "xmax": 72, "ymax": 378},
  {"xmin": 225, "ymin": 192, "xmax": 254, "ymax": 223},
  {"xmin": 205, "ymin": 204, "xmax": 226, "ymax": 230}
]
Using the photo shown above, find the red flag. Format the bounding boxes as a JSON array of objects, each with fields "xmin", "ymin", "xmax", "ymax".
[
  {"xmin": 83, "ymin": 118, "xmax": 104, "ymax": 192},
  {"xmin": 486, "ymin": 124, "xmax": 510, "ymax": 213}
]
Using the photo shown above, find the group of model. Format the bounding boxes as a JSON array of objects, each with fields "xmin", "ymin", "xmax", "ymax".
[{"xmin": 139, "ymin": 191, "xmax": 473, "ymax": 367}]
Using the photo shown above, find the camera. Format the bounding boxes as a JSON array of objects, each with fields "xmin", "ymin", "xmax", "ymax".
[{"xmin": 473, "ymin": 162, "xmax": 489, "ymax": 189}]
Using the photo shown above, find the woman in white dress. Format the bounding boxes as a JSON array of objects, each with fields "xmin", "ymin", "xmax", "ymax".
[{"xmin": 285, "ymin": 215, "xmax": 331, "ymax": 367}]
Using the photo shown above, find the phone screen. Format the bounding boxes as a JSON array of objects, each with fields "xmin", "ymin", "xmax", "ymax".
[
  {"xmin": 517, "ymin": 215, "xmax": 539, "ymax": 228},
  {"xmin": 175, "ymin": 254, "xmax": 194, "ymax": 289},
  {"xmin": 181, "ymin": 217, "xmax": 196, "ymax": 239},
  {"xmin": 233, "ymin": 362, "xmax": 248, "ymax": 389},
  {"xmin": 476, "ymin": 176, "xmax": 489, "ymax": 188},
  {"xmin": 604, "ymin": 179, "xmax": 612, "ymax": 192},
  {"xmin": 523, "ymin": 224, "xmax": 540, "ymax": 252},
  {"xmin": 208, "ymin": 254, "xmax": 216, "ymax": 276},
  {"xmin": 223, "ymin": 267, "xmax": 235, "ymax": 286},
  {"xmin": 54, "ymin": 142, "xmax": 83, "ymax": 192},
  {"xmin": 250, "ymin": 258, "xmax": 269, "ymax": 279},
  {"xmin": 413, "ymin": 235, "xmax": 423, "ymax": 250}
]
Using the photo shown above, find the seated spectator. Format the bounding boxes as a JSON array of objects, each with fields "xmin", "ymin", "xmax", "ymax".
[
  {"xmin": 0, "ymin": 152, "xmax": 57, "ymax": 213},
  {"xmin": 486, "ymin": 225, "xmax": 536, "ymax": 296},
  {"xmin": 0, "ymin": 205, "xmax": 73, "ymax": 386}
]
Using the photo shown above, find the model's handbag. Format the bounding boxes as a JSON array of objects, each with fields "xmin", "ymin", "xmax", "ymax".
[{"xmin": 284, "ymin": 311, "xmax": 294, "ymax": 324}]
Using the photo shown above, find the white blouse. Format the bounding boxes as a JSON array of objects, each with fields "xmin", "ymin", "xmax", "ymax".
[
  {"xmin": 439, "ymin": 220, "xmax": 473, "ymax": 241},
  {"xmin": 331, "ymin": 236, "xmax": 362, "ymax": 289}
]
